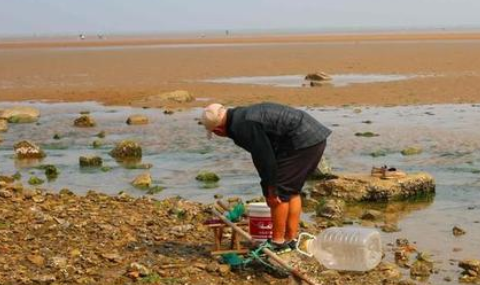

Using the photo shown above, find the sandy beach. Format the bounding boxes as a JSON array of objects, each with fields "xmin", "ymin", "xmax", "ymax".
[
  {"xmin": 2, "ymin": 32, "xmax": 480, "ymax": 284},
  {"xmin": 1, "ymin": 32, "xmax": 480, "ymax": 108}
]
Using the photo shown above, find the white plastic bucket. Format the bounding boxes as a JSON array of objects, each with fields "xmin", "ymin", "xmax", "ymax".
[{"xmin": 247, "ymin": 202, "xmax": 272, "ymax": 241}]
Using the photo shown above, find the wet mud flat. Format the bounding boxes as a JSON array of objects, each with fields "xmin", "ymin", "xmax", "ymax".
[{"xmin": 1, "ymin": 101, "xmax": 480, "ymax": 284}]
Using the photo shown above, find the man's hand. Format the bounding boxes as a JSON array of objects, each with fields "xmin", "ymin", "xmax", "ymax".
[{"xmin": 266, "ymin": 186, "xmax": 281, "ymax": 208}]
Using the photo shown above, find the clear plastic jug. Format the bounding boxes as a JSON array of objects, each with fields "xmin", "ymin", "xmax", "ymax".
[{"xmin": 297, "ymin": 226, "xmax": 382, "ymax": 271}]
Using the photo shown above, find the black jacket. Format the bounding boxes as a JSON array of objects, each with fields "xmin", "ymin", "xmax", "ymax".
[{"xmin": 226, "ymin": 102, "xmax": 331, "ymax": 191}]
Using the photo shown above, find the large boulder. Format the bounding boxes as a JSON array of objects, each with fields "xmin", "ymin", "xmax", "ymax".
[
  {"xmin": 0, "ymin": 106, "xmax": 40, "ymax": 123},
  {"xmin": 126, "ymin": 115, "xmax": 149, "ymax": 125},
  {"xmin": 74, "ymin": 115, "xmax": 96, "ymax": 127},
  {"xmin": 109, "ymin": 140, "xmax": 142, "ymax": 160},
  {"xmin": 0, "ymin": 119, "xmax": 8, "ymax": 132},
  {"xmin": 158, "ymin": 90, "xmax": 194, "ymax": 103},
  {"xmin": 14, "ymin": 140, "xmax": 46, "ymax": 159},
  {"xmin": 312, "ymin": 173, "xmax": 435, "ymax": 201}
]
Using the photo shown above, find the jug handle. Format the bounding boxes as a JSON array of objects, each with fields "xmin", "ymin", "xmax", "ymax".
[{"xmin": 296, "ymin": 232, "xmax": 316, "ymax": 257}]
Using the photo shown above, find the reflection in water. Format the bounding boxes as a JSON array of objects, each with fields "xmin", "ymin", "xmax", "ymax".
[
  {"xmin": 1, "ymin": 101, "xmax": 480, "ymax": 284},
  {"xmin": 344, "ymin": 194, "xmax": 435, "ymax": 225},
  {"xmin": 13, "ymin": 158, "xmax": 44, "ymax": 169},
  {"xmin": 202, "ymin": 74, "xmax": 417, "ymax": 88}
]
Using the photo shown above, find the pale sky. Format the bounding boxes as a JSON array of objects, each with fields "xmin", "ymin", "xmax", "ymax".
[{"xmin": 1, "ymin": 0, "xmax": 480, "ymax": 36}]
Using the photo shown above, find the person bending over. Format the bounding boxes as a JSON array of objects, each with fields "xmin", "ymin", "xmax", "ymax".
[{"xmin": 201, "ymin": 102, "xmax": 331, "ymax": 251}]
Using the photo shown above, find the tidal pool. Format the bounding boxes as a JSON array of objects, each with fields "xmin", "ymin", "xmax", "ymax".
[
  {"xmin": 1, "ymin": 101, "xmax": 480, "ymax": 284},
  {"xmin": 203, "ymin": 73, "xmax": 417, "ymax": 88}
]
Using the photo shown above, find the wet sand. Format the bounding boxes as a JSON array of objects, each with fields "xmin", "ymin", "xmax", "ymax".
[{"xmin": 1, "ymin": 32, "xmax": 480, "ymax": 107}]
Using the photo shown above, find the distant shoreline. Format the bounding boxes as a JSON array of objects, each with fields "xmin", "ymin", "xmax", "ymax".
[
  {"xmin": 1, "ymin": 33, "xmax": 480, "ymax": 108},
  {"xmin": 2, "ymin": 31, "xmax": 480, "ymax": 50}
]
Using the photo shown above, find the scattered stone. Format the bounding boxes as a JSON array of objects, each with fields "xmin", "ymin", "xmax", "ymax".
[
  {"xmin": 0, "ymin": 189, "xmax": 12, "ymax": 198},
  {"xmin": 79, "ymin": 155, "xmax": 103, "ymax": 167},
  {"xmin": 170, "ymin": 224, "xmax": 194, "ymax": 233},
  {"xmin": 315, "ymin": 199, "xmax": 345, "ymax": 219},
  {"xmin": 27, "ymin": 254, "xmax": 45, "ymax": 266},
  {"xmin": 0, "ymin": 106, "xmax": 40, "ymax": 123},
  {"xmin": 206, "ymin": 262, "xmax": 219, "ymax": 273},
  {"xmin": 97, "ymin": 131, "xmax": 106, "ymax": 138},
  {"xmin": 214, "ymin": 194, "xmax": 223, "ymax": 199},
  {"xmin": 163, "ymin": 108, "xmax": 174, "ymax": 115},
  {"xmin": 459, "ymin": 259, "xmax": 480, "ymax": 281},
  {"xmin": 14, "ymin": 140, "xmax": 46, "ymax": 159},
  {"xmin": 196, "ymin": 171, "xmax": 220, "ymax": 182},
  {"xmin": 131, "ymin": 172, "xmax": 152, "ymax": 188},
  {"xmin": 361, "ymin": 209, "xmax": 383, "ymax": 220},
  {"xmin": 453, "ymin": 226, "xmax": 466, "ymax": 236},
  {"xmin": 50, "ymin": 256, "xmax": 67, "ymax": 269},
  {"xmin": 102, "ymin": 253, "xmax": 122, "ymax": 263},
  {"xmin": 218, "ymin": 264, "xmax": 230, "ymax": 276},
  {"xmin": 458, "ymin": 259, "xmax": 480, "ymax": 275},
  {"xmin": 410, "ymin": 252, "xmax": 434, "ymax": 278},
  {"xmin": 92, "ymin": 139, "xmax": 103, "ymax": 148},
  {"xmin": 0, "ymin": 119, "xmax": 7, "ymax": 132},
  {"xmin": 12, "ymin": 171, "xmax": 21, "ymax": 180},
  {"xmin": 401, "ymin": 146, "xmax": 423, "ymax": 156},
  {"xmin": 28, "ymin": 176, "xmax": 44, "ymax": 185},
  {"xmin": 74, "ymin": 115, "xmax": 96, "ymax": 127},
  {"xmin": 59, "ymin": 188, "xmax": 74, "ymax": 196},
  {"xmin": 0, "ymin": 175, "xmax": 14, "ymax": 184},
  {"xmin": 110, "ymin": 140, "xmax": 142, "ymax": 160},
  {"xmin": 355, "ymin": 131, "xmax": 379, "ymax": 137},
  {"xmin": 127, "ymin": 262, "xmax": 151, "ymax": 277},
  {"xmin": 396, "ymin": 238, "xmax": 410, "ymax": 247},
  {"xmin": 305, "ymin": 72, "xmax": 332, "ymax": 81},
  {"xmin": 410, "ymin": 259, "xmax": 433, "ymax": 278},
  {"xmin": 37, "ymin": 164, "xmax": 59, "ymax": 181},
  {"xmin": 31, "ymin": 275, "xmax": 56, "ymax": 284},
  {"xmin": 377, "ymin": 262, "xmax": 402, "ymax": 280},
  {"xmin": 382, "ymin": 223, "xmax": 401, "ymax": 233},
  {"xmin": 158, "ymin": 90, "xmax": 194, "ymax": 103},
  {"xmin": 370, "ymin": 149, "xmax": 387, "ymax": 157},
  {"xmin": 126, "ymin": 114, "xmax": 149, "ymax": 125}
]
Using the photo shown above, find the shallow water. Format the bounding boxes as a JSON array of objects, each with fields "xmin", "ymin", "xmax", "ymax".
[
  {"xmin": 1, "ymin": 101, "xmax": 480, "ymax": 283},
  {"xmin": 203, "ymin": 74, "xmax": 417, "ymax": 88}
]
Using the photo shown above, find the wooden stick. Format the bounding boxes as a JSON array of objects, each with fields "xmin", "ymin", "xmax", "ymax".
[{"xmin": 212, "ymin": 206, "xmax": 319, "ymax": 285}]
